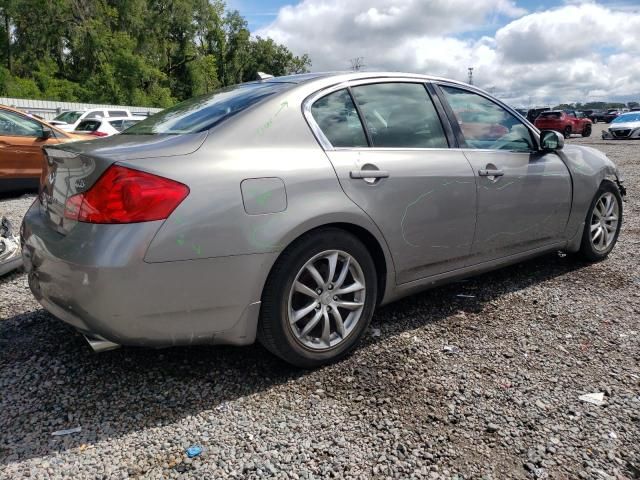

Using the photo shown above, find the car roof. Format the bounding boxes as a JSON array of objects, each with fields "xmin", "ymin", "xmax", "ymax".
[{"xmin": 260, "ymin": 71, "xmax": 471, "ymax": 87}]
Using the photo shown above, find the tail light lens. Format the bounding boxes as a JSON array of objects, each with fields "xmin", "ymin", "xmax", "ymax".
[{"xmin": 64, "ymin": 165, "xmax": 189, "ymax": 223}]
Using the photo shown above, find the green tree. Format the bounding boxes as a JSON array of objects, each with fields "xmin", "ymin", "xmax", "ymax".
[{"xmin": 0, "ymin": 0, "xmax": 311, "ymax": 107}]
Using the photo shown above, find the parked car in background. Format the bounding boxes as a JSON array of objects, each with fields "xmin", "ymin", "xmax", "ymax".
[
  {"xmin": 588, "ymin": 110, "xmax": 606, "ymax": 123},
  {"xmin": 534, "ymin": 110, "xmax": 592, "ymax": 138},
  {"xmin": 526, "ymin": 107, "xmax": 550, "ymax": 123},
  {"xmin": 0, "ymin": 104, "xmax": 90, "ymax": 193},
  {"xmin": 49, "ymin": 108, "xmax": 133, "ymax": 132},
  {"xmin": 603, "ymin": 109, "xmax": 623, "ymax": 123},
  {"xmin": 74, "ymin": 117, "xmax": 145, "ymax": 137},
  {"xmin": 601, "ymin": 112, "xmax": 640, "ymax": 139},
  {"xmin": 21, "ymin": 72, "xmax": 625, "ymax": 367}
]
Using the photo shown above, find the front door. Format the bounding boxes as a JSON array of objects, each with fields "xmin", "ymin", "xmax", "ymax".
[
  {"xmin": 0, "ymin": 109, "xmax": 57, "ymax": 181},
  {"xmin": 308, "ymin": 82, "xmax": 477, "ymax": 284},
  {"xmin": 437, "ymin": 85, "xmax": 572, "ymax": 263}
]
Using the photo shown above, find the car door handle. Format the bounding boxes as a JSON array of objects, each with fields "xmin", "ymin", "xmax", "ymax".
[
  {"xmin": 350, "ymin": 170, "xmax": 390, "ymax": 179},
  {"xmin": 478, "ymin": 169, "xmax": 504, "ymax": 177}
]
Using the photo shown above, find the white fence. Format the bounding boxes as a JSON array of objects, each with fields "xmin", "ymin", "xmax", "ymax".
[{"xmin": 0, "ymin": 97, "xmax": 162, "ymax": 120}]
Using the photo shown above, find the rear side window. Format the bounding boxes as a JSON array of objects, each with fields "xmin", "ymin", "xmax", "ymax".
[
  {"xmin": 538, "ymin": 112, "xmax": 562, "ymax": 119},
  {"xmin": 76, "ymin": 120, "xmax": 101, "ymax": 132},
  {"xmin": 123, "ymin": 82, "xmax": 293, "ymax": 135},
  {"xmin": 85, "ymin": 111, "xmax": 104, "ymax": 119},
  {"xmin": 108, "ymin": 110, "xmax": 128, "ymax": 117},
  {"xmin": 351, "ymin": 83, "xmax": 448, "ymax": 148},
  {"xmin": 311, "ymin": 89, "xmax": 368, "ymax": 148},
  {"xmin": 109, "ymin": 120, "xmax": 124, "ymax": 130}
]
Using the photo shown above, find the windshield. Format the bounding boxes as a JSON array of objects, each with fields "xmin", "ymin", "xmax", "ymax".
[
  {"xmin": 122, "ymin": 82, "xmax": 293, "ymax": 135},
  {"xmin": 53, "ymin": 111, "xmax": 83, "ymax": 124},
  {"xmin": 613, "ymin": 113, "xmax": 640, "ymax": 123}
]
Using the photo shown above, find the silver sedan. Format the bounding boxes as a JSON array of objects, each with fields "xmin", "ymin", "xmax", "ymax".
[{"xmin": 21, "ymin": 72, "xmax": 626, "ymax": 367}]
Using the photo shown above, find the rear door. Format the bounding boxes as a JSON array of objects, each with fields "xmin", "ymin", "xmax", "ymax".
[
  {"xmin": 435, "ymin": 84, "xmax": 572, "ymax": 263},
  {"xmin": 307, "ymin": 80, "xmax": 477, "ymax": 284},
  {"xmin": 0, "ymin": 109, "xmax": 60, "ymax": 180}
]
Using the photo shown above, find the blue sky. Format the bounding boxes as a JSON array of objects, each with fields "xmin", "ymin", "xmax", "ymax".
[
  {"xmin": 231, "ymin": 0, "xmax": 640, "ymax": 31},
  {"xmin": 234, "ymin": 0, "xmax": 640, "ymax": 104}
]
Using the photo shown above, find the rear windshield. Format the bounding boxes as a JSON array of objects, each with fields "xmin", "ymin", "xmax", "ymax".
[
  {"xmin": 538, "ymin": 112, "xmax": 562, "ymax": 119},
  {"xmin": 75, "ymin": 120, "xmax": 101, "ymax": 132},
  {"xmin": 122, "ymin": 82, "xmax": 293, "ymax": 135}
]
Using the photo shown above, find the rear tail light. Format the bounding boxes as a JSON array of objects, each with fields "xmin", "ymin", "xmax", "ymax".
[
  {"xmin": 89, "ymin": 131, "xmax": 108, "ymax": 137},
  {"xmin": 64, "ymin": 165, "xmax": 189, "ymax": 223}
]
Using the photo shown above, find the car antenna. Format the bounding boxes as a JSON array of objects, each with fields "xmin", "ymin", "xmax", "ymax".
[{"xmin": 256, "ymin": 72, "xmax": 274, "ymax": 80}]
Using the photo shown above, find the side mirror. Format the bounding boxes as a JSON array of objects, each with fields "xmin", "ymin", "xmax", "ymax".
[
  {"xmin": 40, "ymin": 126, "xmax": 53, "ymax": 140},
  {"xmin": 540, "ymin": 130, "xmax": 564, "ymax": 152}
]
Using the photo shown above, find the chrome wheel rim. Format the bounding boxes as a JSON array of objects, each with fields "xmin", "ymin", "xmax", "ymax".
[
  {"xmin": 288, "ymin": 250, "xmax": 366, "ymax": 351},
  {"xmin": 590, "ymin": 192, "xmax": 619, "ymax": 252}
]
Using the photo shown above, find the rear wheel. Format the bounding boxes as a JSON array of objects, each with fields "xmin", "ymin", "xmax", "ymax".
[
  {"xmin": 579, "ymin": 181, "xmax": 622, "ymax": 261},
  {"xmin": 563, "ymin": 126, "xmax": 572, "ymax": 139},
  {"xmin": 258, "ymin": 229, "xmax": 377, "ymax": 368},
  {"xmin": 582, "ymin": 124, "xmax": 592, "ymax": 137}
]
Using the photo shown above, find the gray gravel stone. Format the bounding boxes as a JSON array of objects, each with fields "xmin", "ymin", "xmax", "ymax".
[{"xmin": 1, "ymin": 136, "xmax": 639, "ymax": 479}]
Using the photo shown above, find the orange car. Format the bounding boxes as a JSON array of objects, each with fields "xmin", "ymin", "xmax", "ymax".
[{"xmin": 0, "ymin": 105, "xmax": 90, "ymax": 193}]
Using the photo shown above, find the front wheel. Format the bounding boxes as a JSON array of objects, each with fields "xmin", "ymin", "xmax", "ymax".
[
  {"xmin": 582, "ymin": 124, "xmax": 592, "ymax": 137},
  {"xmin": 579, "ymin": 182, "xmax": 623, "ymax": 261},
  {"xmin": 258, "ymin": 229, "xmax": 377, "ymax": 368},
  {"xmin": 563, "ymin": 126, "xmax": 572, "ymax": 139}
]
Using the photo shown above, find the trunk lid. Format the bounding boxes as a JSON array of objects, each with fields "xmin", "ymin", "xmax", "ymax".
[{"xmin": 39, "ymin": 132, "xmax": 207, "ymax": 234}]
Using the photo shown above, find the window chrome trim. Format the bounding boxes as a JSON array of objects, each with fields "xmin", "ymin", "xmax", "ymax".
[{"xmin": 302, "ymin": 76, "xmax": 452, "ymax": 152}]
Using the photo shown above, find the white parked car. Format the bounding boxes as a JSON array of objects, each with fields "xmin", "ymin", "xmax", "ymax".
[
  {"xmin": 74, "ymin": 117, "xmax": 145, "ymax": 137},
  {"xmin": 49, "ymin": 108, "xmax": 134, "ymax": 132}
]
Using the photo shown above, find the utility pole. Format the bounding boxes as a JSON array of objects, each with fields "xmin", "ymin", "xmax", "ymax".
[
  {"xmin": 467, "ymin": 67, "xmax": 474, "ymax": 85},
  {"xmin": 350, "ymin": 57, "xmax": 366, "ymax": 72}
]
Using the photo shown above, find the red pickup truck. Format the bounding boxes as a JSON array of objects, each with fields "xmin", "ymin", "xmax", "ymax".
[{"xmin": 534, "ymin": 110, "xmax": 592, "ymax": 138}]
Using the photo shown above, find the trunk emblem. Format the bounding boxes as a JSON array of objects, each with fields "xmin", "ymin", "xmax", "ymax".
[{"xmin": 47, "ymin": 170, "xmax": 56, "ymax": 185}]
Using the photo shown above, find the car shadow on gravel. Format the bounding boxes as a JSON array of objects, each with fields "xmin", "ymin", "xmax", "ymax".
[{"xmin": 0, "ymin": 251, "xmax": 597, "ymax": 465}]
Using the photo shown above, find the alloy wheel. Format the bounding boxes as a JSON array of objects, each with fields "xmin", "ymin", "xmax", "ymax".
[
  {"xmin": 590, "ymin": 192, "xmax": 619, "ymax": 252},
  {"xmin": 287, "ymin": 250, "xmax": 366, "ymax": 350}
]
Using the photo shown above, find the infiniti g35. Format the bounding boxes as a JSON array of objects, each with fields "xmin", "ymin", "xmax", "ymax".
[{"xmin": 21, "ymin": 72, "xmax": 626, "ymax": 367}]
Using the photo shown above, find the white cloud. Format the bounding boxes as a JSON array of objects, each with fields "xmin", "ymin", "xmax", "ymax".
[{"xmin": 257, "ymin": 1, "xmax": 640, "ymax": 106}]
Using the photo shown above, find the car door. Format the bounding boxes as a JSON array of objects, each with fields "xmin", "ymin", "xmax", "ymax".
[
  {"xmin": 435, "ymin": 84, "xmax": 572, "ymax": 264},
  {"xmin": 307, "ymin": 81, "xmax": 477, "ymax": 284},
  {"xmin": 0, "ymin": 109, "xmax": 60, "ymax": 181}
]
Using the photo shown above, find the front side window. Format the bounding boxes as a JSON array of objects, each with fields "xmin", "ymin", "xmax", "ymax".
[
  {"xmin": 53, "ymin": 111, "xmax": 83, "ymax": 124},
  {"xmin": 351, "ymin": 83, "xmax": 448, "ymax": 148},
  {"xmin": 310, "ymin": 89, "xmax": 368, "ymax": 148},
  {"xmin": 0, "ymin": 110, "xmax": 43, "ymax": 137},
  {"xmin": 441, "ymin": 86, "xmax": 534, "ymax": 152}
]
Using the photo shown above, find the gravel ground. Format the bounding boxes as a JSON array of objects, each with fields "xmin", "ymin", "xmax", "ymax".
[{"xmin": 1, "ymin": 131, "xmax": 639, "ymax": 479}]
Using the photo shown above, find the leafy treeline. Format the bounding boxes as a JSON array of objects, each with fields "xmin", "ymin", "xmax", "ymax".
[
  {"xmin": 0, "ymin": 0, "xmax": 311, "ymax": 107},
  {"xmin": 552, "ymin": 101, "xmax": 639, "ymax": 111}
]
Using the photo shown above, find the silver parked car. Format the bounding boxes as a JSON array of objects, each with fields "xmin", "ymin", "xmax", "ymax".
[
  {"xmin": 21, "ymin": 72, "xmax": 626, "ymax": 367},
  {"xmin": 601, "ymin": 112, "xmax": 640, "ymax": 139}
]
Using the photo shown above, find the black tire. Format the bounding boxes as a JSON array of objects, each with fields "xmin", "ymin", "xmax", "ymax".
[
  {"xmin": 258, "ymin": 228, "xmax": 377, "ymax": 368},
  {"xmin": 579, "ymin": 181, "xmax": 623, "ymax": 262},
  {"xmin": 582, "ymin": 124, "xmax": 592, "ymax": 137},
  {"xmin": 563, "ymin": 126, "xmax": 572, "ymax": 139}
]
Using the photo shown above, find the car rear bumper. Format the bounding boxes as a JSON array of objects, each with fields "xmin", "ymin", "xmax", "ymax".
[{"xmin": 21, "ymin": 201, "xmax": 275, "ymax": 348}]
